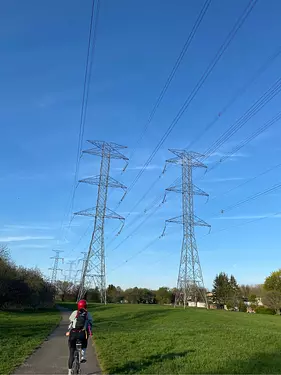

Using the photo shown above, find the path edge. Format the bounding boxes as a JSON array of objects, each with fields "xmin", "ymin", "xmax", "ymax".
[{"xmin": 11, "ymin": 307, "xmax": 62, "ymax": 375}]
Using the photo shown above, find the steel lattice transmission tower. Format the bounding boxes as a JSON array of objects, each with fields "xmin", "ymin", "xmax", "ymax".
[
  {"xmin": 66, "ymin": 260, "xmax": 76, "ymax": 282},
  {"xmin": 162, "ymin": 150, "xmax": 210, "ymax": 308},
  {"xmin": 49, "ymin": 250, "xmax": 64, "ymax": 284},
  {"xmin": 75, "ymin": 140, "xmax": 128, "ymax": 303}
]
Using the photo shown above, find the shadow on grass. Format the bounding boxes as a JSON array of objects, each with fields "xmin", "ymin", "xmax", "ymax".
[
  {"xmin": 213, "ymin": 350, "xmax": 281, "ymax": 374},
  {"xmin": 110, "ymin": 350, "xmax": 194, "ymax": 374}
]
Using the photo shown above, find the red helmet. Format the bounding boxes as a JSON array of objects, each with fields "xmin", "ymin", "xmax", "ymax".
[{"xmin": 77, "ymin": 299, "xmax": 87, "ymax": 310}]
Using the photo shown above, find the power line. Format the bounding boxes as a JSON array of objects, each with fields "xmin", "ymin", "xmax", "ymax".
[
  {"xmin": 108, "ymin": 237, "xmax": 160, "ymax": 275},
  {"xmin": 98, "ymin": 0, "xmax": 259, "ymax": 254},
  {"xmin": 210, "ymin": 161, "xmax": 281, "ymax": 202},
  {"xmin": 121, "ymin": 45, "xmax": 281, "ymax": 219},
  {"xmin": 129, "ymin": 0, "xmax": 212, "ymax": 159},
  {"xmin": 222, "ymin": 182, "xmax": 281, "ymax": 213},
  {"xmin": 107, "ymin": 99, "xmax": 280, "ymax": 256},
  {"xmin": 108, "ymin": 201, "xmax": 163, "ymax": 253},
  {"xmin": 185, "ymin": 45, "xmax": 281, "ymax": 151},
  {"xmin": 207, "ymin": 110, "xmax": 281, "ymax": 173},
  {"xmin": 203, "ymin": 78, "xmax": 281, "ymax": 160},
  {"xmin": 123, "ymin": 0, "xmax": 258, "ymax": 201},
  {"xmin": 160, "ymin": 75, "xmax": 281, "ymax": 199},
  {"xmin": 152, "ymin": 211, "xmax": 281, "ymax": 269},
  {"xmin": 58, "ymin": 0, "xmax": 101, "ymax": 246}
]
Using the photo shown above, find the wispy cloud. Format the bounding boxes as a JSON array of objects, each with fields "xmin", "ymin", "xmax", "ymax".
[
  {"xmin": 12, "ymin": 244, "xmax": 50, "ymax": 249},
  {"xmin": 1, "ymin": 172, "xmax": 46, "ymax": 181},
  {"xmin": 3, "ymin": 224, "xmax": 53, "ymax": 231},
  {"xmin": 213, "ymin": 213, "xmax": 281, "ymax": 220},
  {"xmin": 208, "ymin": 151, "xmax": 248, "ymax": 159},
  {"xmin": 115, "ymin": 164, "xmax": 162, "ymax": 172},
  {"xmin": 0, "ymin": 235, "xmax": 55, "ymax": 243},
  {"xmin": 204, "ymin": 177, "xmax": 245, "ymax": 183}
]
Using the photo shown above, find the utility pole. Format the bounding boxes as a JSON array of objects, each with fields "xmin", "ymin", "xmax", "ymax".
[
  {"xmin": 75, "ymin": 140, "xmax": 128, "ymax": 303},
  {"xmin": 66, "ymin": 260, "xmax": 76, "ymax": 282},
  {"xmin": 162, "ymin": 150, "xmax": 210, "ymax": 308},
  {"xmin": 74, "ymin": 252, "xmax": 87, "ymax": 286},
  {"xmin": 49, "ymin": 250, "xmax": 64, "ymax": 284}
]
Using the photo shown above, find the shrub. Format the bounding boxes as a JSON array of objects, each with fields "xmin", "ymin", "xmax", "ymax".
[
  {"xmin": 255, "ymin": 306, "xmax": 275, "ymax": 315},
  {"xmin": 238, "ymin": 301, "xmax": 247, "ymax": 312}
]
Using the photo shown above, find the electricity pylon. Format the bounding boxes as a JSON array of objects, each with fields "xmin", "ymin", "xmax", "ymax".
[
  {"xmin": 49, "ymin": 250, "xmax": 64, "ymax": 284},
  {"xmin": 75, "ymin": 140, "xmax": 128, "ymax": 303},
  {"xmin": 162, "ymin": 150, "xmax": 210, "ymax": 308},
  {"xmin": 66, "ymin": 260, "xmax": 76, "ymax": 282}
]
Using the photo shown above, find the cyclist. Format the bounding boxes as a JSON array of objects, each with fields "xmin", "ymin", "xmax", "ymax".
[{"xmin": 67, "ymin": 299, "xmax": 93, "ymax": 375}]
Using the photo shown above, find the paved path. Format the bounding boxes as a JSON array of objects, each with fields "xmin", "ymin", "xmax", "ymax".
[{"xmin": 14, "ymin": 309, "xmax": 101, "ymax": 375}]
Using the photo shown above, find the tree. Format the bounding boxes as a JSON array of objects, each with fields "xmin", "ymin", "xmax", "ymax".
[
  {"xmin": 106, "ymin": 284, "xmax": 124, "ymax": 303},
  {"xmin": 262, "ymin": 290, "xmax": 281, "ymax": 314},
  {"xmin": 264, "ymin": 270, "xmax": 281, "ymax": 293},
  {"xmin": 55, "ymin": 281, "xmax": 74, "ymax": 302},
  {"xmin": 212, "ymin": 272, "xmax": 231, "ymax": 306},
  {"xmin": 0, "ymin": 246, "xmax": 55, "ymax": 309},
  {"xmin": 240, "ymin": 284, "xmax": 251, "ymax": 298},
  {"xmin": 155, "ymin": 287, "xmax": 173, "ymax": 305},
  {"xmin": 87, "ymin": 287, "xmax": 100, "ymax": 302},
  {"xmin": 229, "ymin": 275, "xmax": 241, "ymax": 306},
  {"xmin": 249, "ymin": 294, "xmax": 257, "ymax": 304}
]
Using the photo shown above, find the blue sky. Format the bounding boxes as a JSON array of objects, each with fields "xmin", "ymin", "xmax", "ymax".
[{"xmin": 1, "ymin": 0, "xmax": 281, "ymax": 290}]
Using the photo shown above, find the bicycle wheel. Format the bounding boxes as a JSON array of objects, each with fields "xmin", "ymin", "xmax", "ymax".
[{"xmin": 72, "ymin": 351, "xmax": 80, "ymax": 375}]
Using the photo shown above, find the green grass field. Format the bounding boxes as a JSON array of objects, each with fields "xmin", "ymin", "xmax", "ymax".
[
  {"xmin": 0, "ymin": 309, "xmax": 60, "ymax": 375},
  {"xmin": 62, "ymin": 303, "xmax": 281, "ymax": 374}
]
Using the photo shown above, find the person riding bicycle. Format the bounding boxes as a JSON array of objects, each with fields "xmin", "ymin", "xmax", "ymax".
[{"xmin": 67, "ymin": 299, "xmax": 93, "ymax": 375}]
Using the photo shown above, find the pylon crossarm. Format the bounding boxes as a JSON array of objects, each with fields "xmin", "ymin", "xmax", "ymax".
[
  {"xmin": 104, "ymin": 208, "xmax": 125, "ymax": 220},
  {"xmin": 166, "ymin": 156, "xmax": 182, "ymax": 165},
  {"xmin": 194, "ymin": 215, "xmax": 211, "ymax": 228},
  {"xmin": 166, "ymin": 184, "xmax": 182, "ymax": 193},
  {"xmin": 193, "ymin": 185, "xmax": 208, "ymax": 196},
  {"xmin": 74, "ymin": 207, "xmax": 96, "ymax": 217},
  {"xmin": 166, "ymin": 215, "xmax": 183, "ymax": 225}
]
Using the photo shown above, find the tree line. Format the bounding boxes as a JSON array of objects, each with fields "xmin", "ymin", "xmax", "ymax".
[
  {"xmin": 55, "ymin": 282, "xmax": 179, "ymax": 305},
  {"xmin": 57, "ymin": 270, "xmax": 281, "ymax": 315},
  {"xmin": 0, "ymin": 246, "xmax": 55, "ymax": 310},
  {"xmin": 212, "ymin": 270, "xmax": 281, "ymax": 314},
  {"xmin": 2, "ymin": 242, "xmax": 281, "ymax": 314}
]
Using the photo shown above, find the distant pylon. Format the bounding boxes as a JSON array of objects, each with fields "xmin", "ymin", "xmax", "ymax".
[
  {"xmin": 49, "ymin": 250, "xmax": 64, "ymax": 284},
  {"xmin": 66, "ymin": 260, "xmax": 76, "ymax": 282},
  {"xmin": 75, "ymin": 140, "xmax": 128, "ymax": 303},
  {"xmin": 162, "ymin": 150, "xmax": 210, "ymax": 308}
]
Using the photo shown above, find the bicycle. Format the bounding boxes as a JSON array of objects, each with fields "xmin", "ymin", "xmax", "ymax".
[{"xmin": 72, "ymin": 339, "xmax": 82, "ymax": 375}]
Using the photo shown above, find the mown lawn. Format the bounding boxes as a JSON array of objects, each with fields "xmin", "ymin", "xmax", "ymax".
[
  {"xmin": 0, "ymin": 309, "xmax": 60, "ymax": 375},
  {"xmin": 62, "ymin": 303, "xmax": 281, "ymax": 374}
]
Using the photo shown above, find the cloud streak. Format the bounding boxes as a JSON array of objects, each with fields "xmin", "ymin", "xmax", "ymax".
[
  {"xmin": 0, "ymin": 235, "xmax": 55, "ymax": 242},
  {"xmin": 3, "ymin": 224, "xmax": 53, "ymax": 231},
  {"xmin": 204, "ymin": 177, "xmax": 245, "ymax": 183},
  {"xmin": 115, "ymin": 164, "xmax": 162, "ymax": 171},
  {"xmin": 213, "ymin": 214, "xmax": 281, "ymax": 220},
  {"xmin": 12, "ymin": 244, "xmax": 50, "ymax": 249}
]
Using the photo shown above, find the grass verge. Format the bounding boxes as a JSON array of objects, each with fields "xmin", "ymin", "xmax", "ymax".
[
  {"xmin": 80, "ymin": 303, "xmax": 281, "ymax": 374},
  {"xmin": 0, "ymin": 308, "xmax": 60, "ymax": 375}
]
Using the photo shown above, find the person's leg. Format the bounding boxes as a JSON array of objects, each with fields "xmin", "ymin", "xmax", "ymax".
[
  {"xmin": 81, "ymin": 331, "xmax": 88, "ymax": 362},
  {"xmin": 68, "ymin": 332, "xmax": 76, "ymax": 373}
]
